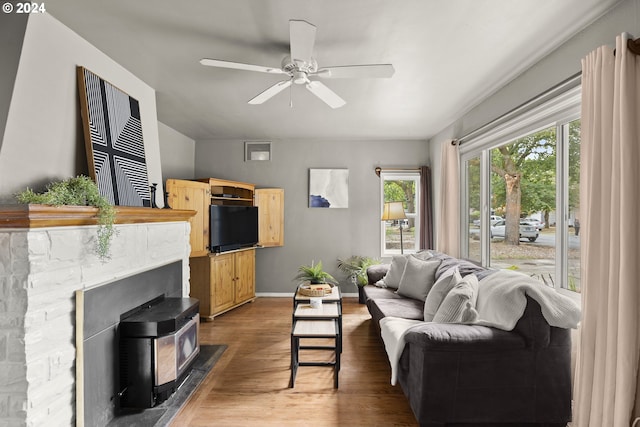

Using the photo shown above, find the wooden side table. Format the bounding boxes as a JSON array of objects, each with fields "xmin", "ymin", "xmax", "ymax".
[
  {"xmin": 293, "ymin": 284, "xmax": 342, "ymax": 308},
  {"xmin": 293, "ymin": 302, "xmax": 342, "ymax": 353},
  {"xmin": 289, "ymin": 319, "xmax": 341, "ymax": 388},
  {"xmin": 293, "ymin": 285, "xmax": 342, "ymax": 345},
  {"xmin": 290, "ymin": 286, "xmax": 343, "ymax": 388}
]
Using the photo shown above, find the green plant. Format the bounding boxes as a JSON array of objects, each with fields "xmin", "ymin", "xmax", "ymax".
[
  {"xmin": 16, "ymin": 175, "xmax": 116, "ymax": 261},
  {"xmin": 293, "ymin": 260, "xmax": 338, "ymax": 286},
  {"xmin": 337, "ymin": 255, "xmax": 381, "ymax": 287},
  {"xmin": 568, "ymin": 276, "xmax": 578, "ymax": 292}
]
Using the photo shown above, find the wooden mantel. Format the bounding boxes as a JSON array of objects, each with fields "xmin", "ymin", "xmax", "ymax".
[{"xmin": 0, "ymin": 204, "xmax": 196, "ymax": 228}]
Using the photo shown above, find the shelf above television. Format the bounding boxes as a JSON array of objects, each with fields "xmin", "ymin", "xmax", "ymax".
[
  {"xmin": 211, "ymin": 196, "xmax": 253, "ymax": 202},
  {"xmin": 197, "ymin": 178, "xmax": 255, "ymax": 204}
]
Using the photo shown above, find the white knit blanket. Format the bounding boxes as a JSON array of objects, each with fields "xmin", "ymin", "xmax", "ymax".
[
  {"xmin": 379, "ymin": 317, "xmax": 423, "ymax": 385},
  {"xmin": 475, "ymin": 269, "xmax": 581, "ymax": 330},
  {"xmin": 379, "ymin": 270, "xmax": 581, "ymax": 385}
]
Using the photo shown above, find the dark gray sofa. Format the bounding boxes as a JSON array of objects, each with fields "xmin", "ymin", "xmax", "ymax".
[{"xmin": 364, "ymin": 251, "xmax": 572, "ymax": 427}]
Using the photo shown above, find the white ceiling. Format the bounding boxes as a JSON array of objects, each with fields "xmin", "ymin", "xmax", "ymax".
[{"xmin": 46, "ymin": 0, "xmax": 619, "ymax": 142}]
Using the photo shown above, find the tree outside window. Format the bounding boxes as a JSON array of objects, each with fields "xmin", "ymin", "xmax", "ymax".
[{"xmin": 463, "ymin": 119, "xmax": 581, "ymax": 293}]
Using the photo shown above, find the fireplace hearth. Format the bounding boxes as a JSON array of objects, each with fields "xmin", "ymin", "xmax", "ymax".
[{"xmin": 108, "ymin": 344, "xmax": 226, "ymax": 427}]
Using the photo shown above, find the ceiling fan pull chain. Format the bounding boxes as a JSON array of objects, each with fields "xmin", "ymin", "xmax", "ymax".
[{"xmin": 289, "ymin": 83, "xmax": 293, "ymax": 108}]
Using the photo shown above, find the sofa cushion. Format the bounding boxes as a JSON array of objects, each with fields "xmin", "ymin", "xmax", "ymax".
[
  {"xmin": 423, "ymin": 268, "xmax": 462, "ymax": 321},
  {"xmin": 379, "ymin": 255, "xmax": 409, "ymax": 289},
  {"xmin": 369, "ymin": 298, "xmax": 424, "ymax": 324},
  {"xmin": 396, "ymin": 256, "xmax": 441, "ymax": 301},
  {"xmin": 413, "ymin": 250, "xmax": 434, "ymax": 261},
  {"xmin": 433, "ymin": 274, "xmax": 479, "ymax": 323},
  {"xmin": 430, "ymin": 251, "xmax": 487, "ymax": 279},
  {"xmin": 367, "ymin": 264, "xmax": 390, "ymax": 284},
  {"xmin": 362, "ymin": 285, "xmax": 403, "ymax": 301},
  {"xmin": 403, "ymin": 322, "xmax": 526, "ymax": 351}
]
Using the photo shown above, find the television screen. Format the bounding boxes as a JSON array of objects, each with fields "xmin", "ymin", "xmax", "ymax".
[{"xmin": 209, "ymin": 205, "xmax": 259, "ymax": 252}]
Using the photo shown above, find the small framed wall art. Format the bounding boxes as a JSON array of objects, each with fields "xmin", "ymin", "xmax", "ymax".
[{"xmin": 309, "ymin": 168, "xmax": 349, "ymax": 208}]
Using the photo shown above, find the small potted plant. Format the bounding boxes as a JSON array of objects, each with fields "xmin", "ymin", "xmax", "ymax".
[
  {"xmin": 15, "ymin": 175, "xmax": 116, "ymax": 261},
  {"xmin": 293, "ymin": 260, "xmax": 339, "ymax": 286},
  {"xmin": 337, "ymin": 255, "xmax": 381, "ymax": 303}
]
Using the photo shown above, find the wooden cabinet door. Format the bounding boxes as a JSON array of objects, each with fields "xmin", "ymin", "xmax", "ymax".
[
  {"xmin": 255, "ymin": 188, "xmax": 284, "ymax": 247},
  {"xmin": 211, "ymin": 253, "xmax": 235, "ymax": 314},
  {"xmin": 166, "ymin": 179, "xmax": 210, "ymax": 257},
  {"xmin": 234, "ymin": 249, "xmax": 255, "ymax": 303},
  {"xmin": 188, "ymin": 256, "xmax": 211, "ymax": 316}
]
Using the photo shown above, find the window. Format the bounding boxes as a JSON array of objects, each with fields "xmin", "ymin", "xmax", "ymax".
[
  {"xmin": 380, "ymin": 172, "xmax": 420, "ymax": 256},
  {"xmin": 466, "ymin": 156, "xmax": 482, "ymax": 263},
  {"xmin": 460, "ymin": 85, "xmax": 581, "ymax": 294}
]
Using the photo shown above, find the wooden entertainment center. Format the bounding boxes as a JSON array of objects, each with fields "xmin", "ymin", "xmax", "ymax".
[{"xmin": 166, "ymin": 178, "xmax": 284, "ymax": 319}]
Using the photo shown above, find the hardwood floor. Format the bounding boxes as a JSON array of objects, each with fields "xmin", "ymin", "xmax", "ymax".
[{"xmin": 170, "ymin": 297, "xmax": 419, "ymax": 427}]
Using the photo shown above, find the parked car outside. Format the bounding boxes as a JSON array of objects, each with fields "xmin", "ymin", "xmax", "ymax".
[
  {"xmin": 523, "ymin": 217, "xmax": 545, "ymax": 231},
  {"xmin": 490, "ymin": 220, "xmax": 539, "ymax": 242},
  {"xmin": 473, "ymin": 215, "xmax": 504, "ymax": 226}
]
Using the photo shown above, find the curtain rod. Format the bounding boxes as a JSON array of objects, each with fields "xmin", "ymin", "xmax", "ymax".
[
  {"xmin": 456, "ymin": 37, "xmax": 639, "ymax": 146},
  {"xmin": 456, "ymin": 71, "xmax": 582, "ymax": 146},
  {"xmin": 628, "ymin": 38, "xmax": 640, "ymax": 55},
  {"xmin": 374, "ymin": 167, "xmax": 421, "ymax": 177}
]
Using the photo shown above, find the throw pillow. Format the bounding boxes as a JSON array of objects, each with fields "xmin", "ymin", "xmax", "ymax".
[
  {"xmin": 432, "ymin": 274, "xmax": 480, "ymax": 324},
  {"xmin": 396, "ymin": 256, "xmax": 441, "ymax": 301},
  {"xmin": 380, "ymin": 255, "xmax": 410, "ymax": 289},
  {"xmin": 413, "ymin": 250, "xmax": 433, "ymax": 261},
  {"xmin": 423, "ymin": 268, "xmax": 462, "ymax": 321}
]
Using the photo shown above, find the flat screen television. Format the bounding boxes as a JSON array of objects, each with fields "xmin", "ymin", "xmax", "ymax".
[{"xmin": 209, "ymin": 205, "xmax": 259, "ymax": 253}]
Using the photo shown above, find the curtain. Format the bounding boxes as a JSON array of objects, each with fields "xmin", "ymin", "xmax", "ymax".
[
  {"xmin": 574, "ymin": 33, "xmax": 640, "ymax": 427},
  {"xmin": 436, "ymin": 140, "xmax": 460, "ymax": 257},
  {"xmin": 420, "ymin": 166, "xmax": 434, "ymax": 249}
]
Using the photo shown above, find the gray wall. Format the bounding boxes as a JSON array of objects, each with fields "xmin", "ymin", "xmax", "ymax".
[
  {"xmin": 428, "ymin": 0, "xmax": 639, "ymax": 246},
  {"xmin": 0, "ymin": 14, "xmax": 164, "ymax": 206},
  {"xmin": 194, "ymin": 139, "xmax": 429, "ymax": 294},
  {"xmin": 0, "ymin": 14, "xmax": 27, "ymax": 155},
  {"xmin": 158, "ymin": 121, "xmax": 196, "ymax": 181}
]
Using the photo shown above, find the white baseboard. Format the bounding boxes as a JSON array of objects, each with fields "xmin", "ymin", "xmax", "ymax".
[
  {"xmin": 255, "ymin": 292, "xmax": 358, "ymax": 298},
  {"xmin": 255, "ymin": 292, "xmax": 294, "ymax": 297}
]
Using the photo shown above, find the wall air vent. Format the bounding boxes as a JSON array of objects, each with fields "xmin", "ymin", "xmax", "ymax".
[{"xmin": 245, "ymin": 141, "xmax": 271, "ymax": 161}]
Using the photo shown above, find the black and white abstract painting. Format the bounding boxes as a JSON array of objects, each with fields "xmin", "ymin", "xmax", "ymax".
[
  {"xmin": 78, "ymin": 67, "xmax": 151, "ymax": 207},
  {"xmin": 309, "ymin": 169, "xmax": 349, "ymax": 208}
]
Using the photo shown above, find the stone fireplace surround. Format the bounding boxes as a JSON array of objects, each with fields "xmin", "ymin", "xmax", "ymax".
[{"xmin": 0, "ymin": 205, "xmax": 194, "ymax": 427}]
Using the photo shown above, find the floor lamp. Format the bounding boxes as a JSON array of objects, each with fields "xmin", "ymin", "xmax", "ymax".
[{"xmin": 382, "ymin": 201, "xmax": 407, "ymax": 254}]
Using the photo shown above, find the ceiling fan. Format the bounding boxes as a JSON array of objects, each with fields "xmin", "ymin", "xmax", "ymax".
[{"xmin": 199, "ymin": 20, "xmax": 395, "ymax": 109}]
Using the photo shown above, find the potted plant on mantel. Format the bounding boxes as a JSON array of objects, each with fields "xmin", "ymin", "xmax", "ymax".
[
  {"xmin": 15, "ymin": 175, "xmax": 116, "ymax": 261},
  {"xmin": 337, "ymin": 255, "xmax": 381, "ymax": 304}
]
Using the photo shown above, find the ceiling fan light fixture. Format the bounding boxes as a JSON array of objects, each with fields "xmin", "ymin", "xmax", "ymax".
[
  {"xmin": 293, "ymin": 71, "xmax": 308, "ymax": 85},
  {"xmin": 199, "ymin": 20, "xmax": 394, "ymax": 108}
]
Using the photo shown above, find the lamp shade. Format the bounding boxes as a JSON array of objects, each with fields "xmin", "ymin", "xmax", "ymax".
[{"xmin": 381, "ymin": 201, "xmax": 407, "ymax": 221}]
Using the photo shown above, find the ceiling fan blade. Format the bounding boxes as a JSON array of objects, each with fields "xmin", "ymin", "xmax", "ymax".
[
  {"xmin": 200, "ymin": 58, "xmax": 287, "ymax": 75},
  {"xmin": 289, "ymin": 20, "xmax": 316, "ymax": 63},
  {"xmin": 248, "ymin": 80, "xmax": 292, "ymax": 105},
  {"xmin": 305, "ymin": 81, "xmax": 346, "ymax": 109},
  {"xmin": 315, "ymin": 64, "xmax": 395, "ymax": 79}
]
